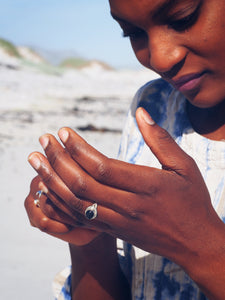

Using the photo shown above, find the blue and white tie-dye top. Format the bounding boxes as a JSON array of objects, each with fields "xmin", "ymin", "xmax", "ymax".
[{"xmin": 54, "ymin": 78, "xmax": 225, "ymax": 300}]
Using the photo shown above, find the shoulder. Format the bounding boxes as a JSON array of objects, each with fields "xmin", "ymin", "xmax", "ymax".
[
  {"xmin": 118, "ymin": 78, "xmax": 188, "ymax": 163},
  {"xmin": 118, "ymin": 79, "xmax": 175, "ymax": 162},
  {"xmin": 131, "ymin": 78, "xmax": 189, "ymax": 135}
]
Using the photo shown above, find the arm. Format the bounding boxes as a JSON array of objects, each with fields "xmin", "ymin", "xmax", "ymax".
[
  {"xmin": 69, "ymin": 235, "xmax": 131, "ymax": 300},
  {"xmin": 25, "ymin": 179, "xmax": 131, "ymax": 300}
]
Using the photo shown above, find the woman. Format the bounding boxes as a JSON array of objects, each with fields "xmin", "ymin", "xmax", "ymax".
[{"xmin": 25, "ymin": 0, "xmax": 225, "ymax": 299}]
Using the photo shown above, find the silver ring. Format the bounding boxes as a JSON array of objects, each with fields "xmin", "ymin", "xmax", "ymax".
[
  {"xmin": 34, "ymin": 199, "xmax": 40, "ymax": 207},
  {"xmin": 34, "ymin": 190, "xmax": 43, "ymax": 207},
  {"xmin": 85, "ymin": 203, "xmax": 98, "ymax": 220},
  {"xmin": 36, "ymin": 190, "xmax": 43, "ymax": 198}
]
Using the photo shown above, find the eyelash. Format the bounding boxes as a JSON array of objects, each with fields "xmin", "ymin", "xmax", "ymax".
[
  {"xmin": 122, "ymin": 28, "xmax": 146, "ymax": 40},
  {"xmin": 168, "ymin": 6, "xmax": 200, "ymax": 32},
  {"xmin": 122, "ymin": 3, "xmax": 201, "ymax": 39}
]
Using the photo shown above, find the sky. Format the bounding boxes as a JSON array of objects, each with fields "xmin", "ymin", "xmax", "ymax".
[{"xmin": 0, "ymin": 0, "xmax": 140, "ymax": 68}]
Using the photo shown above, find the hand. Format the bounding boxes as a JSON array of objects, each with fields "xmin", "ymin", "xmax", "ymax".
[
  {"xmin": 27, "ymin": 107, "xmax": 225, "ymax": 299},
  {"xmin": 25, "ymin": 176, "xmax": 101, "ymax": 246},
  {"xmin": 28, "ymin": 108, "xmax": 223, "ymax": 273}
]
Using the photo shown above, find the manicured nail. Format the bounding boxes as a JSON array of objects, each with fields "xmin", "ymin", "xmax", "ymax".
[
  {"xmin": 58, "ymin": 128, "xmax": 69, "ymax": 143},
  {"xmin": 28, "ymin": 154, "xmax": 41, "ymax": 170},
  {"xmin": 140, "ymin": 108, "xmax": 155, "ymax": 125},
  {"xmin": 39, "ymin": 135, "xmax": 49, "ymax": 150}
]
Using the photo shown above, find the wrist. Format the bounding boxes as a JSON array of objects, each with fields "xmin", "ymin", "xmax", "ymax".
[
  {"xmin": 180, "ymin": 215, "xmax": 225, "ymax": 299},
  {"xmin": 69, "ymin": 234, "xmax": 131, "ymax": 300},
  {"xmin": 69, "ymin": 233, "xmax": 116, "ymax": 262}
]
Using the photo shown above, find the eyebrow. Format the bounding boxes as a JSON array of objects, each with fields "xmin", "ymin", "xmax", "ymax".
[
  {"xmin": 111, "ymin": 0, "xmax": 197, "ymax": 23},
  {"xmin": 111, "ymin": 0, "xmax": 172, "ymax": 22},
  {"xmin": 153, "ymin": 0, "xmax": 176, "ymax": 18},
  {"xmin": 154, "ymin": 0, "xmax": 199, "ymax": 19}
]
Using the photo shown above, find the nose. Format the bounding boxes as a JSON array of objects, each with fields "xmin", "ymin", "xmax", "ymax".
[{"xmin": 148, "ymin": 28, "xmax": 187, "ymax": 75}]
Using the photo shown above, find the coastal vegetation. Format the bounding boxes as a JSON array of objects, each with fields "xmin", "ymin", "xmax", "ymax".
[{"xmin": 0, "ymin": 37, "xmax": 112, "ymax": 71}]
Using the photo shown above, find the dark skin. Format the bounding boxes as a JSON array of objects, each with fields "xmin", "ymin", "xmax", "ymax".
[{"xmin": 25, "ymin": 0, "xmax": 225, "ymax": 299}]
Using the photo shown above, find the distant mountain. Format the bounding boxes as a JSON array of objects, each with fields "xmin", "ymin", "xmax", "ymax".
[
  {"xmin": 0, "ymin": 38, "xmax": 113, "ymax": 72},
  {"xmin": 60, "ymin": 57, "xmax": 113, "ymax": 70},
  {"xmin": 0, "ymin": 38, "xmax": 46, "ymax": 66},
  {"xmin": 17, "ymin": 46, "xmax": 46, "ymax": 64}
]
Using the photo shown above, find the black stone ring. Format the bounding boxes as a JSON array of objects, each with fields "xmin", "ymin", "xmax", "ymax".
[{"xmin": 85, "ymin": 203, "xmax": 98, "ymax": 220}]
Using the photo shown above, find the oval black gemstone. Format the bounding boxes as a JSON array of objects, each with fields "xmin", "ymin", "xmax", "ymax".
[{"xmin": 86, "ymin": 210, "xmax": 94, "ymax": 220}]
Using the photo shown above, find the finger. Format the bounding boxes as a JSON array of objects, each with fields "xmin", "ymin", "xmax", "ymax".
[
  {"xmin": 38, "ymin": 181, "xmax": 85, "ymax": 226},
  {"xmin": 36, "ymin": 136, "xmax": 139, "ymax": 212},
  {"xmin": 56, "ymin": 127, "xmax": 161, "ymax": 193},
  {"xmin": 24, "ymin": 191, "xmax": 72, "ymax": 234},
  {"xmin": 39, "ymin": 193, "xmax": 83, "ymax": 227},
  {"xmin": 25, "ymin": 189, "xmax": 104, "ymax": 246},
  {"xmin": 28, "ymin": 153, "xmax": 127, "ymax": 229},
  {"xmin": 28, "ymin": 152, "xmax": 92, "ymax": 219},
  {"xmin": 25, "ymin": 177, "xmax": 121, "ymax": 246},
  {"xmin": 38, "ymin": 181, "xmax": 111, "ymax": 229},
  {"xmin": 136, "ymin": 107, "xmax": 194, "ymax": 174}
]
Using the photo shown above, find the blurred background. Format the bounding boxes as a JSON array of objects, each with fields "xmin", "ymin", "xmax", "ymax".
[
  {"xmin": 0, "ymin": 0, "xmax": 140, "ymax": 69},
  {"xmin": 0, "ymin": 1, "xmax": 158, "ymax": 299}
]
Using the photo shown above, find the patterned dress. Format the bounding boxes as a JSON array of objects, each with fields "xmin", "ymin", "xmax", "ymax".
[{"xmin": 54, "ymin": 78, "xmax": 225, "ymax": 300}]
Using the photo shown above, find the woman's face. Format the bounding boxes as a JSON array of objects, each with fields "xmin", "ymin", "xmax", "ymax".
[{"xmin": 109, "ymin": 0, "xmax": 225, "ymax": 109}]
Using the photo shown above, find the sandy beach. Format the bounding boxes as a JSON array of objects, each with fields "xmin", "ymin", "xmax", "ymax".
[{"xmin": 0, "ymin": 53, "xmax": 158, "ymax": 299}]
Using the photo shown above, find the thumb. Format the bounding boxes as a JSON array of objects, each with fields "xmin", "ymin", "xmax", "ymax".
[{"xmin": 136, "ymin": 107, "xmax": 190, "ymax": 173}]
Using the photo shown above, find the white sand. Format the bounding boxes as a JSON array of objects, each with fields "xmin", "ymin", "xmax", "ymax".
[{"xmin": 0, "ymin": 54, "xmax": 158, "ymax": 299}]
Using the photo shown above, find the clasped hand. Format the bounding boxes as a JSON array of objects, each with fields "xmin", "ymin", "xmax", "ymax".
[{"xmin": 25, "ymin": 108, "xmax": 217, "ymax": 267}]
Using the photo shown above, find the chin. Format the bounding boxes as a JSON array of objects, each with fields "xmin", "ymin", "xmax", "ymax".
[{"xmin": 183, "ymin": 86, "xmax": 225, "ymax": 109}]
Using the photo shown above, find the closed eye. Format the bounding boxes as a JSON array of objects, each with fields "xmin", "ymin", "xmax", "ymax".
[
  {"xmin": 167, "ymin": 3, "xmax": 201, "ymax": 32},
  {"xmin": 122, "ymin": 28, "xmax": 146, "ymax": 40}
]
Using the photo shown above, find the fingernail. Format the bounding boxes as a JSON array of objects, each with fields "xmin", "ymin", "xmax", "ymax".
[
  {"xmin": 58, "ymin": 128, "xmax": 69, "ymax": 143},
  {"xmin": 38, "ymin": 182, "xmax": 49, "ymax": 194},
  {"xmin": 140, "ymin": 108, "xmax": 155, "ymax": 125},
  {"xmin": 39, "ymin": 135, "xmax": 49, "ymax": 150},
  {"xmin": 28, "ymin": 154, "xmax": 41, "ymax": 170}
]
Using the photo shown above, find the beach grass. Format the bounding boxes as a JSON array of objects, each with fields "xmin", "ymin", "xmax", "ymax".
[
  {"xmin": 60, "ymin": 57, "xmax": 89, "ymax": 69},
  {"xmin": 0, "ymin": 38, "xmax": 21, "ymax": 58}
]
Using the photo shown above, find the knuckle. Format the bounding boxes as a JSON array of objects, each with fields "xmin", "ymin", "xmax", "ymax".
[
  {"xmin": 42, "ymin": 201, "xmax": 56, "ymax": 219},
  {"xmin": 181, "ymin": 154, "xmax": 197, "ymax": 172},
  {"xmin": 41, "ymin": 169, "xmax": 54, "ymax": 185},
  {"xmin": 146, "ymin": 185, "xmax": 158, "ymax": 198},
  {"xmin": 48, "ymin": 148, "xmax": 67, "ymax": 169},
  {"xmin": 71, "ymin": 176, "xmax": 88, "ymax": 196},
  {"xmin": 30, "ymin": 176, "xmax": 40, "ymax": 191},
  {"xmin": 69, "ymin": 141, "xmax": 85, "ymax": 159},
  {"xmin": 24, "ymin": 194, "xmax": 34, "ymax": 212},
  {"xmin": 73, "ymin": 200, "xmax": 84, "ymax": 213},
  {"xmin": 68, "ymin": 196, "xmax": 84, "ymax": 213},
  {"xmin": 127, "ymin": 208, "xmax": 140, "ymax": 220},
  {"xmin": 156, "ymin": 128, "xmax": 173, "ymax": 143},
  {"xmin": 38, "ymin": 216, "xmax": 50, "ymax": 232},
  {"xmin": 95, "ymin": 159, "xmax": 111, "ymax": 182}
]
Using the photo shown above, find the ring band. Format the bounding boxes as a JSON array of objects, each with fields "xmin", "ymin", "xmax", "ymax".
[
  {"xmin": 85, "ymin": 203, "xmax": 98, "ymax": 220},
  {"xmin": 36, "ymin": 190, "xmax": 43, "ymax": 198},
  {"xmin": 34, "ymin": 190, "xmax": 43, "ymax": 207},
  {"xmin": 34, "ymin": 199, "xmax": 40, "ymax": 207}
]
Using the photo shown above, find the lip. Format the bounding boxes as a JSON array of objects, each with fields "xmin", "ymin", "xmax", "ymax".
[{"xmin": 171, "ymin": 72, "xmax": 206, "ymax": 92}]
